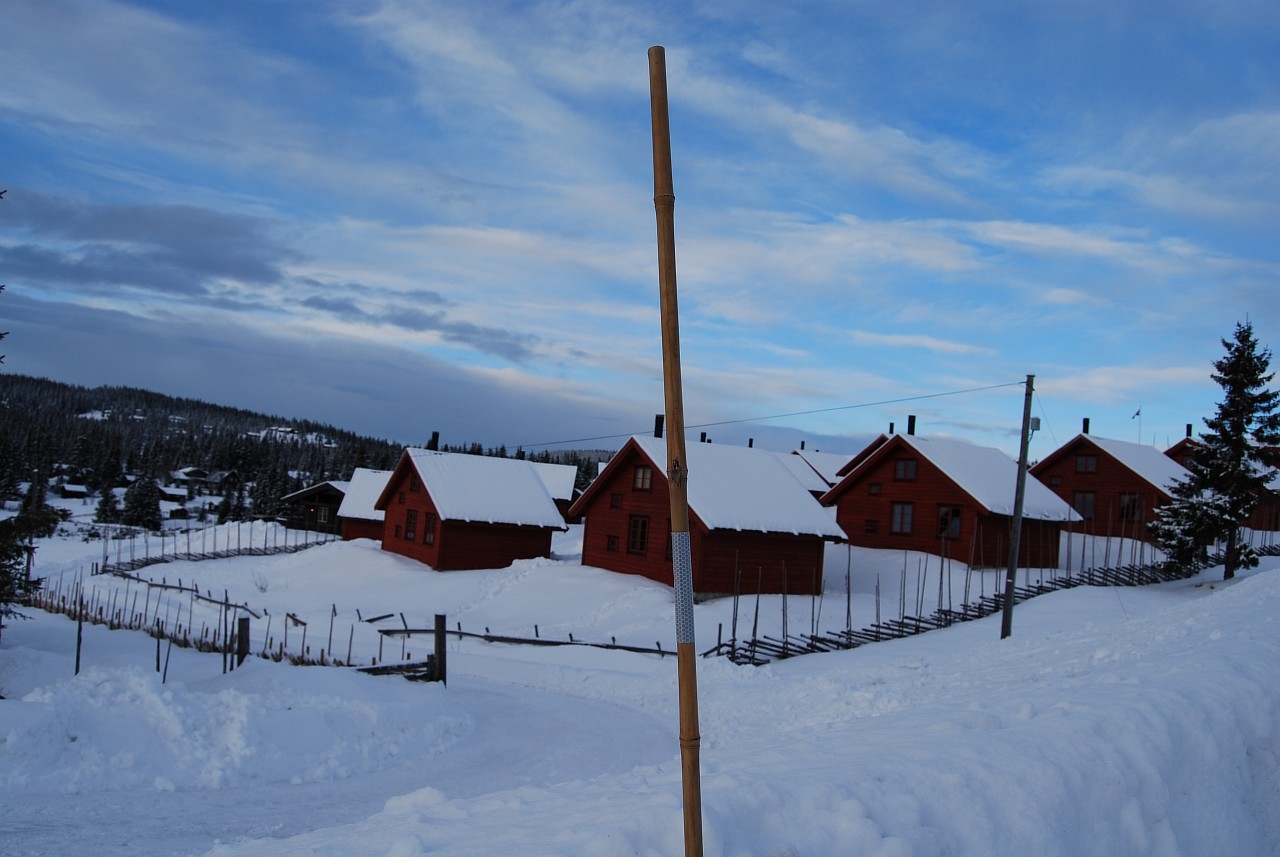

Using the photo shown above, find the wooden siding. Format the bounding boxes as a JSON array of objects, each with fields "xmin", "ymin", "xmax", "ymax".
[
  {"xmin": 1030, "ymin": 437, "xmax": 1165, "ymax": 544},
  {"xmin": 341, "ymin": 517, "xmax": 383, "ymax": 542},
  {"xmin": 284, "ymin": 485, "xmax": 345, "ymax": 535}
]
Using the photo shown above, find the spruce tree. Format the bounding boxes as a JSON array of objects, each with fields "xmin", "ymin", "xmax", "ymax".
[
  {"xmin": 1151, "ymin": 322, "xmax": 1280, "ymax": 579},
  {"xmin": 121, "ymin": 478, "xmax": 163, "ymax": 531},
  {"xmin": 95, "ymin": 487, "xmax": 122, "ymax": 524}
]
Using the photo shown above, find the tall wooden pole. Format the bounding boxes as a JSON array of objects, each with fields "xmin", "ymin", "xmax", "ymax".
[
  {"xmin": 1001, "ymin": 374, "xmax": 1035, "ymax": 639},
  {"xmin": 648, "ymin": 44, "xmax": 704, "ymax": 857}
]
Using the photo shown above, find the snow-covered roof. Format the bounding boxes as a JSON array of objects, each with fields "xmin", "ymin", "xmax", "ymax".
[
  {"xmin": 791, "ymin": 449, "xmax": 855, "ymax": 487},
  {"xmin": 631, "ymin": 436, "xmax": 846, "ymax": 538},
  {"xmin": 841, "ymin": 435, "xmax": 1080, "ymax": 521},
  {"xmin": 528, "ymin": 460, "xmax": 578, "ymax": 502},
  {"xmin": 772, "ymin": 451, "xmax": 833, "ymax": 494},
  {"xmin": 1077, "ymin": 435, "xmax": 1190, "ymax": 494},
  {"xmin": 336, "ymin": 468, "xmax": 392, "ymax": 522},
  {"xmin": 397, "ymin": 449, "xmax": 566, "ymax": 529},
  {"xmin": 281, "ymin": 480, "xmax": 350, "ymax": 502}
]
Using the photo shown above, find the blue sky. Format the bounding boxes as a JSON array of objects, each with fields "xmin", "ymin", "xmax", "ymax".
[{"xmin": 2, "ymin": 0, "xmax": 1277, "ymax": 460}]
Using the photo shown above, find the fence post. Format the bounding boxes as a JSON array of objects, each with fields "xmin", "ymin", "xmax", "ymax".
[
  {"xmin": 434, "ymin": 613, "xmax": 447, "ymax": 686},
  {"xmin": 237, "ymin": 616, "xmax": 250, "ymax": 665}
]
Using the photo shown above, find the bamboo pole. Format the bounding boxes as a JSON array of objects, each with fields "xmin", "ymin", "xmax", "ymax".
[{"xmin": 648, "ymin": 44, "xmax": 704, "ymax": 857}]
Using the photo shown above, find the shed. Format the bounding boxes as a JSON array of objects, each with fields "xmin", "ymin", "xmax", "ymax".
[
  {"xmin": 374, "ymin": 449, "xmax": 566, "ymax": 571},
  {"xmin": 281, "ymin": 480, "xmax": 350, "ymax": 534},
  {"xmin": 1030, "ymin": 434, "xmax": 1188, "ymax": 543},
  {"xmin": 822, "ymin": 434, "xmax": 1080, "ymax": 568},
  {"xmin": 566, "ymin": 436, "xmax": 847, "ymax": 596},
  {"xmin": 336, "ymin": 468, "xmax": 392, "ymax": 541}
]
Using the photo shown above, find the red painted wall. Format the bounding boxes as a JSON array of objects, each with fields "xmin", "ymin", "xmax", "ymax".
[{"xmin": 341, "ymin": 517, "xmax": 384, "ymax": 542}]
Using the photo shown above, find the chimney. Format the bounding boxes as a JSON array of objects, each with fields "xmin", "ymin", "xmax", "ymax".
[
  {"xmin": 1082, "ymin": 418, "xmax": 1090, "ymax": 435},
  {"xmin": 800, "ymin": 440, "xmax": 806, "ymax": 450},
  {"xmin": 653, "ymin": 414, "xmax": 664, "ymax": 439},
  {"xmin": 426, "ymin": 431, "xmax": 439, "ymax": 451},
  {"xmin": 889, "ymin": 422, "xmax": 895, "ymax": 435},
  {"xmin": 748, "ymin": 438, "xmax": 754, "ymax": 448},
  {"xmin": 1186, "ymin": 423, "xmax": 1193, "ymax": 439},
  {"xmin": 699, "ymin": 431, "xmax": 707, "ymax": 443},
  {"xmin": 907, "ymin": 415, "xmax": 916, "ymax": 436}
]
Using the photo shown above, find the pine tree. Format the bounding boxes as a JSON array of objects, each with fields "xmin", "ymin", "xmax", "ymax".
[
  {"xmin": 1151, "ymin": 322, "xmax": 1280, "ymax": 579},
  {"xmin": 95, "ymin": 487, "xmax": 122, "ymax": 524},
  {"xmin": 121, "ymin": 478, "xmax": 163, "ymax": 531}
]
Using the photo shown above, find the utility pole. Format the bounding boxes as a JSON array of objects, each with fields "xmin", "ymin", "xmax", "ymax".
[
  {"xmin": 648, "ymin": 44, "xmax": 704, "ymax": 857},
  {"xmin": 1001, "ymin": 374, "xmax": 1035, "ymax": 639}
]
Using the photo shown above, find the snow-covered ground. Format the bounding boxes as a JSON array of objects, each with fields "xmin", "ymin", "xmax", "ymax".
[{"xmin": 2, "ymin": 514, "xmax": 1277, "ymax": 856}]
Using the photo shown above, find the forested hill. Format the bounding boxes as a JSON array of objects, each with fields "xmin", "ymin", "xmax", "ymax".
[
  {"xmin": 0, "ymin": 374, "xmax": 609, "ymax": 507},
  {"xmin": 0, "ymin": 374, "xmax": 409, "ymax": 499}
]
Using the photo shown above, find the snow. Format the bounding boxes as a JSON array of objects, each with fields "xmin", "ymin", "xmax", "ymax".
[
  {"xmin": 630, "ymin": 436, "xmax": 847, "ymax": 537},
  {"xmin": 2, "ymin": 512, "xmax": 1278, "ymax": 856},
  {"xmin": 792, "ymin": 448, "xmax": 858, "ymax": 487},
  {"xmin": 527, "ymin": 460, "xmax": 580, "ymax": 503},
  {"xmin": 393, "ymin": 449, "xmax": 565, "ymax": 529},
  {"xmin": 336, "ymin": 468, "xmax": 393, "ymax": 523}
]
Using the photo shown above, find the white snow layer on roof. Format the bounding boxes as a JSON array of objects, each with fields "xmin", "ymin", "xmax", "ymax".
[
  {"xmin": 336, "ymin": 468, "xmax": 392, "ymax": 522},
  {"xmin": 406, "ymin": 449, "xmax": 565, "ymax": 528},
  {"xmin": 902, "ymin": 435, "xmax": 1080, "ymax": 520},
  {"xmin": 773, "ymin": 451, "xmax": 832, "ymax": 494},
  {"xmin": 794, "ymin": 449, "xmax": 855, "ymax": 485},
  {"xmin": 1083, "ymin": 434, "xmax": 1190, "ymax": 493},
  {"xmin": 632, "ymin": 436, "xmax": 846, "ymax": 537},
  {"xmin": 528, "ymin": 460, "xmax": 578, "ymax": 501}
]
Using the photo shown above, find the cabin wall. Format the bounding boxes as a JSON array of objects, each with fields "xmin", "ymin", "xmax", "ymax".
[
  {"xmin": 697, "ymin": 531, "xmax": 826, "ymax": 595},
  {"xmin": 341, "ymin": 517, "xmax": 384, "ymax": 542}
]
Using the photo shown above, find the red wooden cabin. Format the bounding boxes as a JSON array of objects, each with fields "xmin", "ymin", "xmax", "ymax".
[
  {"xmin": 567, "ymin": 436, "xmax": 847, "ymax": 596},
  {"xmin": 374, "ymin": 449, "xmax": 565, "ymax": 571},
  {"xmin": 822, "ymin": 434, "xmax": 1079, "ymax": 568},
  {"xmin": 1030, "ymin": 434, "xmax": 1188, "ymax": 544}
]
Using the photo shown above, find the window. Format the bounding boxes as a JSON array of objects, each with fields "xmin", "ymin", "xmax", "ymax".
[
  {"xmin": 868, "ymin": 483, "xmax": 881, "ymax": 496},
  {"xmin": 627, "ymin": 514, "xmax": 650, "ymax": 555},
  {"xmin": 394, "ymin": 524, "xmax": 402, "ymax": 538},
  {"xmin": 398, "ymin": 491, "xmax": 406, "ymax": 505},
  {"xmin": 1119, "ymin": 493, "xmax": 1142, "ymax": 521},
  {"xmin": 937, "ymin": 505, "xmax": 962, "ymax": 539},
  {"xmin": 404, "ymin": 509, "xmax": 418, "ymax": 541},
  {"xmin": 890, "ymin": 502, "xmax": 914, "ymax": 534},
  {"xmin": 606, "ymin": 535, "xmax": 619, "ymax": 552},
  {"xmin": 1075, "ymin": 454, "xmax": 1098, "ymax": 474},
  {"xmin": 317, "ymin": 506, "xmax": 330, "ymax": 524},
  {"xmin": 610, "ymin": 493, "xmax": 623, "ymax": 509},
  {"xmin": 423, "ymin": 512, "xmax": 437, "ymax": 545},
  {"xmin": 409, "ymin": 476, "xmax": 420, "ymax": 492},
  {"xmin": 1073, "ymin": 492, "xmax": 1095, "ymax": 520},
  {"xmin": 1049, "ymin": 475, "xmax": 1063, "ymax": 486},
  {"xmin": 633, "ymin": 465, "xmax": 653, "ymax": 491},
  {"xmin": 893, "ymin": 459, "xmax": 917, "ymax": 482},
  {"xmin": 864, "ymin": 519, "xmax": 878, "ymax": 533}
]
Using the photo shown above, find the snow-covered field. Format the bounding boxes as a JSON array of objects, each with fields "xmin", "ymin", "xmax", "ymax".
[{"xmin": 2, "ymin": 513, "xmax": 1278, "ymax": 856}]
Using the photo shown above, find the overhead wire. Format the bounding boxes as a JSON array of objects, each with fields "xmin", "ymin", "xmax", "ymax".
[{"xmin": 509, "ymin": 379, "xmax": 1028, "ymax": 451}]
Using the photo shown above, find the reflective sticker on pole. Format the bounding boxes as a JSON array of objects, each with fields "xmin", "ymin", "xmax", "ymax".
[{"xmin": 671, "ymin": 530, "xmax": 695, "ymax": 644}]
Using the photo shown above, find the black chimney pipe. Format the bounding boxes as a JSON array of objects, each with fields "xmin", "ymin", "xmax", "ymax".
[
  {"xmin": 427, "ymin": 431, "xmax": 439, "ymax": 451},
  {"xmin": 907, "ymin": 415, "xmax": 916, "ymax": 436},
  {"xmin": 1082, "ymin": 418, "xmax": 1090, "ymax": 435},
  {"xmin": 654, "ymin": 414, "xmax": 664, "ymax": 439}
]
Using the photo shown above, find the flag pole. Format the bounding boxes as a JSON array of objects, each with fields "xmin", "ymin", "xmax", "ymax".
[{"xmin": 648, "ymin": 44, "xmax": 704, "ymax": 857}]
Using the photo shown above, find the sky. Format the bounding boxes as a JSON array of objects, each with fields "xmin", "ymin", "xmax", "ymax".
[
  {"xmin": 2, "ymin": 0, "xmax": 1278, "ymax": 460},
  {"xmin": 3, "ymin": 510, "xmax": 1278, "ymax": 855}
]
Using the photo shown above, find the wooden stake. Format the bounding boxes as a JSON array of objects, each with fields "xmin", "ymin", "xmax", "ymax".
[{"xmin": 649, "ymin": 44, "xmax": 703, "ymax": 857}]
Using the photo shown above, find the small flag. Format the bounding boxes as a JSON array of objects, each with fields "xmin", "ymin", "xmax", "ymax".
[{"xmin": 1132, "ymin": 408, "xmax": 1142, "ymax": 419}]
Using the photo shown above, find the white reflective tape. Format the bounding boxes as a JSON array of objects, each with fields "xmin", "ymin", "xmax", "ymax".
[{"xmin": 671, "ymin": 530, "xmax": 695, "ymax": 644}]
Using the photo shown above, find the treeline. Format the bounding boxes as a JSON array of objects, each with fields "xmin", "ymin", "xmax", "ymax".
[{"xmin": 0, "ymin": 374, "xmax": 606, "ymax": 510}]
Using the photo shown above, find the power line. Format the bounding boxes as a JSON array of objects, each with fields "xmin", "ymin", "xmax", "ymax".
[{"xmin": 512, "ymin": 380, "xmax": 1028, "ymax": 450}]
